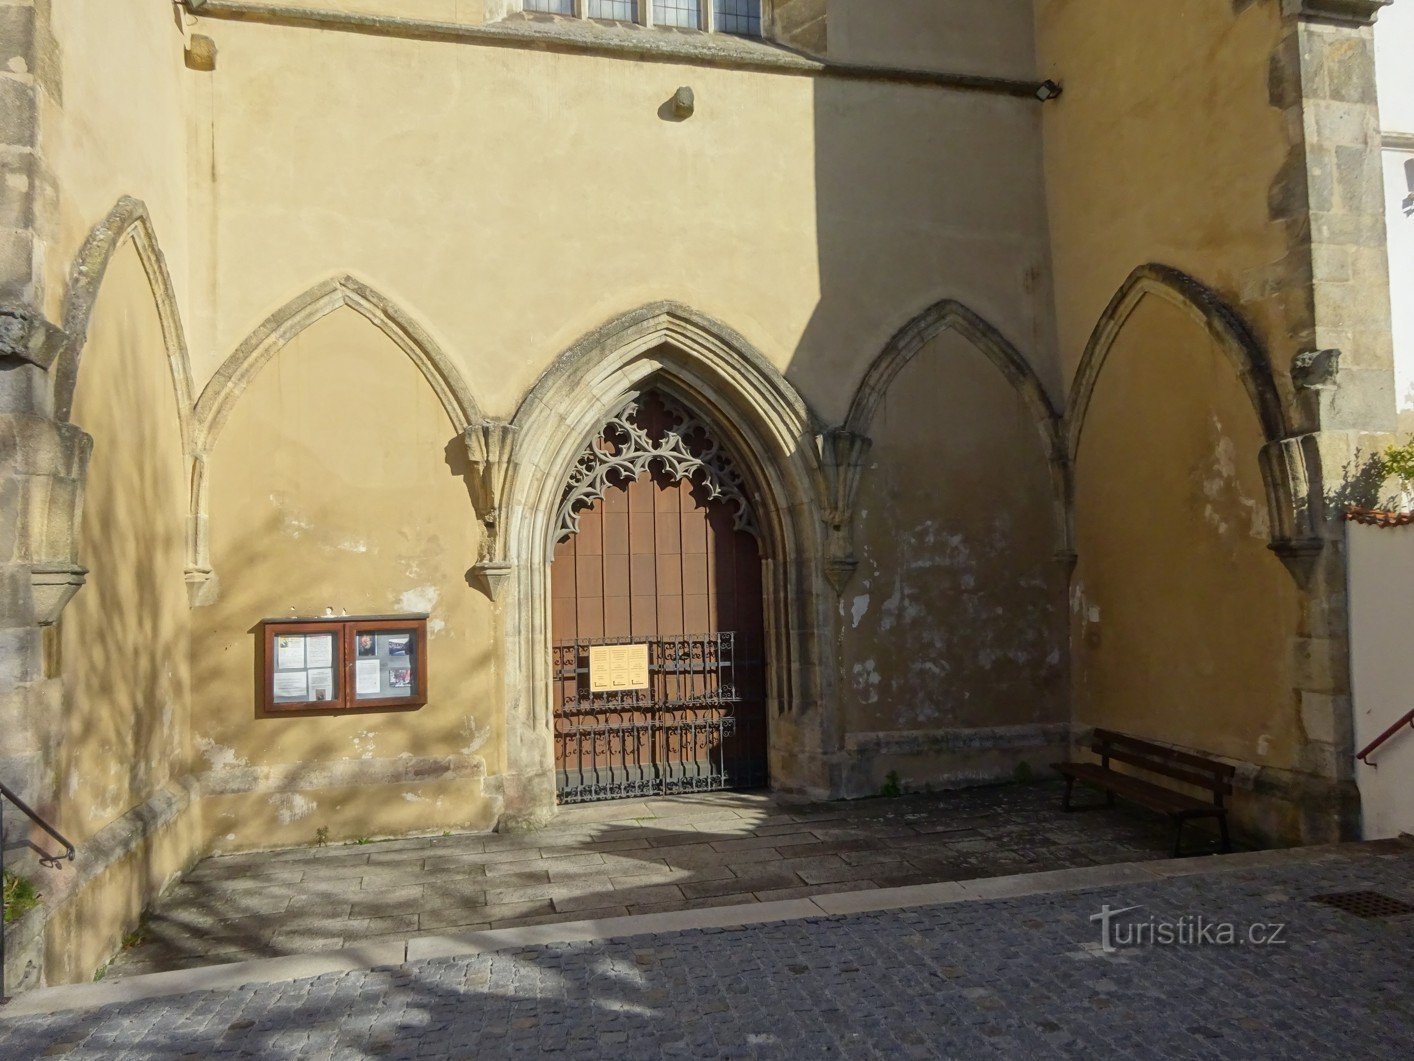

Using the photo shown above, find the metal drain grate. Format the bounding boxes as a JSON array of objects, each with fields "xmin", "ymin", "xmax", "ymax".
[{"xmin": 1308, "ymin": 890, "xmax": 1414, "ymax": 919}]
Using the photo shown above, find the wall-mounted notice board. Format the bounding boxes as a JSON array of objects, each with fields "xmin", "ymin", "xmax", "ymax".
[{"xmin": 261, "ymin": 615, "xmax": 428, "ymax": 713}]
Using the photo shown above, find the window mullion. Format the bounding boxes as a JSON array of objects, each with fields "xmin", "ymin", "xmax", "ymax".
[
  {"xmin": 704, "ymin": 0, "xmax": 715, "ymax": 33},
  {"xmin": 573, "ymin": 0, "xmax": 586, "ymax": 19}
]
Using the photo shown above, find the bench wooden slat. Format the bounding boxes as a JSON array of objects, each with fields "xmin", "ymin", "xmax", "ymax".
[
  {"xmin": 1052, "ymin": 729, "xmax": 1234, "ymax": 857},
  {"xmin": 1055, "ymin": 762, "xmax": 1222, "ymax": 817},
  {"xmin": 1090, "ymin": 728, "xmax": 1236, "ymax": 780},
  {"xmin": 1094, "ymin": 745, "xmax": 1234, "ymax": 796}
]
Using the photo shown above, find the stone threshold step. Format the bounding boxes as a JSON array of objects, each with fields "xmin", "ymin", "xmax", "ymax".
[{"xmin": 2, "ymin": 839, "xmax": 1399, "ymax": 1019}]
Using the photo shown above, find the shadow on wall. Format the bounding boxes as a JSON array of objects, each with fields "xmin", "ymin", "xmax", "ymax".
[
  {"xmin": 186, "ymin": 304, "xmax": 497, "ymax": 855},
  {"xmin": 788, "ymin": 64, "xmax": 1067, "ymax": 780}
]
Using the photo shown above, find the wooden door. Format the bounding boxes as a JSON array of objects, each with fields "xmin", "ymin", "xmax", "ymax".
[{"xmin": 550, "ymin": 390, "xmax": 768, "ymax": 802}]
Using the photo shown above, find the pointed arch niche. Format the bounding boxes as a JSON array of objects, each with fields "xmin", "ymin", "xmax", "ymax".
[
  {"xmin": 482, "ymin": 302, "xmax": 835, "ymax": 828},
  {"xmin": 832, "ymin": 298, "xmax": 1071, "ymax": 795},
  {"xmin": 189, "ymin": 275, "xmax": 483, "ymax": 590}
]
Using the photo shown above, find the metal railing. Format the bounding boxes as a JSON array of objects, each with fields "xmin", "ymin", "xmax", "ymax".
[
  {"xmin": 1356, "ymin": 708, "xmax": 1414, "ymax": 767},
  {"xmin": 1, "ymin": 780, "xmax": 75, "ymax": 1003}
]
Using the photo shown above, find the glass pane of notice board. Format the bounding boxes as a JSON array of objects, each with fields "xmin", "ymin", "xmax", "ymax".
[{"xmin": 261, "ymin": 616, "xmax": 427, "ymax": 712}]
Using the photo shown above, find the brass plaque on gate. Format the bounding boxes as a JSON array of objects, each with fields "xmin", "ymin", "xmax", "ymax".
[{"xmin": 589, "ymin": 644, "xmax": 650, "ymax": 692}]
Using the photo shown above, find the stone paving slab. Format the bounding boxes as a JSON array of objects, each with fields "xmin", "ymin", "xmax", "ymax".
[
  {"xmin": 98, "ymin": 781, "xmax": 1204, "ymax": 980},
  {"xmin": 2, "ymin": 842, "xmax": 1410, "ymax": 1057}
]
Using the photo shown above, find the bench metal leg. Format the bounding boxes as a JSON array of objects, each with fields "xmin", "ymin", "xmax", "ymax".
[
  {"xmin": 1062, "ymin": 776, "xmax": 1076, "ymax": 811},
  {"xmin": 1171, "ymin": 817, "xmax": 1185, "ymax": 858},
  {"xmin": 1218, "ymin": 815, "xmax": 1231, "ymax": 854},
  {"xmin": 1105, "ymin": 789, "xmax": 1116, "ymax": 808}
]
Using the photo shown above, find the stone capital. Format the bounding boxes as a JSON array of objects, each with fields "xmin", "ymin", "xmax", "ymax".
[{"xmin": 1286, "ymin": 0, "xmax": 1393, "ymax": 25}]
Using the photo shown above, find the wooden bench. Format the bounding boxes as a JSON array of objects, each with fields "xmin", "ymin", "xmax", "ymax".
[{"xmin": 1053, "ymin": 729, "xmax": 1234, "ymax": 857}]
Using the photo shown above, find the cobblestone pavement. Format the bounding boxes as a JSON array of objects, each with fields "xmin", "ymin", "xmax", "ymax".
[
  {"xmin": 2, "ymin": 843, "xmax": 1409, "ymax": 1058},
  {"xmin": 105, "ymin": 781, "xmax": 1205, "ymax": 978}
]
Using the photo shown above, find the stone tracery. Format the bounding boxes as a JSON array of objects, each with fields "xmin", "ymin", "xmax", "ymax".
[{"xmin": 555, "ymin": 391, "xmax": 759, "ymax": 542}]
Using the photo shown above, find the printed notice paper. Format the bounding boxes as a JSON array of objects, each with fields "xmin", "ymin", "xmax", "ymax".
[
  {"xmin": 306, "ymin": 635, "xmax": 334, "ymax": 669},
  {"xmin": 275, "ymin": 634, "xmax": 305, "ymax": 671},
  {"xmin": 355, "ymin": 658, "xmax": 382, "ymax": 695},
  {"xmin": 272, "ymin": 670, "xmax": 309, "ymax": 700},
  {"xmin": 308, "ymin": 668, "xmax": 334, "ymax": 701}
]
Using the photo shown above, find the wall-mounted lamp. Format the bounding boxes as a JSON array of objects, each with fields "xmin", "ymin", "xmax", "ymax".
[{"xmin": 1035, "ymin": 79, "xmax": 1062, "ymax": 102}]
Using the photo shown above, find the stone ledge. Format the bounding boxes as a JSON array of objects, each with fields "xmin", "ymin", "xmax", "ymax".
[
  {"xmin": 844, "ymin": 723, "xmax": 1070, "ymax": 756},
  {"xmin": 184, "ymin": 0, "xmax": 1048, "ymax": 97},
  {"xmin": 197, "ymin": 752, "xmax": 486, "ymax": 796}
]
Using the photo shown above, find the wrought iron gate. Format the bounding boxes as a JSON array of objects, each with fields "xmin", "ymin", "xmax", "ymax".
[{"xmin": 553, "ymin": 632, "xmax": 767, "ymax": 803}]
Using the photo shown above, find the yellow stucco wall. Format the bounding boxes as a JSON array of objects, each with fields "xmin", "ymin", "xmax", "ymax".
[
  {"xmin": 197, "ymin": 21, "xmax": 1056, "ymax": 423},
  {"xmin": 62, "ymin": 241, "xmax": 192, "ymax": 844},
  {"xmin": 1070, "ymin": 294, "xmax": 1302, "ymax": 774},
  {"xmin": 192, "ymin": 307, "xmax": 499, "ymax": 851},
  {"xmin": 51, "ymin": 240, "xmax": 200, "ymax": 983},
  {"xmin": 829, "ymin": 0, "xmax": 1037, "ymax": 79},
  {"xmin": 40, "ymin": 0, "xmax": 190, "ymax": 325},
  {"xmin": 1035, "ymin": 0, "xmax": 1297, "ymax": 387},
  {"xmin": 841, "ymin": 331, "xmax": 1065, "ymax": 738}
]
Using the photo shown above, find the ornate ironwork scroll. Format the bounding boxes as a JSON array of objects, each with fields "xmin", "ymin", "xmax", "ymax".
[{"xmin": 555, "ymin": 393, "xmax": 759, "ymax": 542}]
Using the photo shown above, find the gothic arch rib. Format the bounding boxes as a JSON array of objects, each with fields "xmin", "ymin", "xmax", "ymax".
[
  {"xmin": 1065, "ymin": 263, "xmax": 1289, "ymax": 459},
  {"xmin": 186, "ymin": 274, "xmax": 482, "ymax": 588},
  {"xmin": 193, "ymin": 273, "xmax": 482, "ymax": 453},
  {"xmin": 486, "ymin": 302, "xmax": 834, "ymax": 825},
  {"xmin": 1063, "ymin": 263, "xmax": 1311, "ymax": 551},
  {"xmin": 55, "ymin": 196, "xmax": 196, "ymax": 444},
  {"xmin": 506, "ymin": 300, "xmax": 827, "ymax": 561},
  {"xmin": 843, "ymin": 298, "xmax": 1070, "ymax": 556}
]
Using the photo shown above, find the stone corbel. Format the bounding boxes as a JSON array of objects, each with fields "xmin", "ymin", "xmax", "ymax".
[
  {"xmin": 0, "ymin": 300, "xmax": 68, "ymax": 371},
  {"xmin": 1261, "ymin": 434, "xmax": 1326, "ymax": 584},
  {"xmin": 817, "ymin": 428, "xmax": 872, "ymax": 596},
  {"xmin": 464, "ymin": 420, "xmax": 517, "ymax": 597},
  {"xmin": 1285, "ymin": 0, "xmax": 1392, "ymax": 25},
  {"xmin": 6, "ymin": 416, "xmax": 94, "ymax": 625}
]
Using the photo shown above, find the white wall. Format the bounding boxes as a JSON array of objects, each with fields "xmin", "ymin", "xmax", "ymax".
[
  {"xmin": 1377, "ymin": 3, "xmax": 1414, "ymax": 419},
  {"xmin": 1347, "ymin": 521, "xmax": 1414, "ymax": 840}
]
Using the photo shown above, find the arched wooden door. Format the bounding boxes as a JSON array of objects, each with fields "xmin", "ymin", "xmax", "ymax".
[{"xmin": 551, "ymin": 390, "xmax": 768, "ymax": 803}]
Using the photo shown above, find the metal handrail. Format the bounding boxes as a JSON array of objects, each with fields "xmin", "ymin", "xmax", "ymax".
[
  {"xmin": 1357, "ymin": 708, "xmax": 1414, "ymax": 766},
  {"xmin": 2, "ymin": 780, "xmax": 76, "ymax": 1003}
]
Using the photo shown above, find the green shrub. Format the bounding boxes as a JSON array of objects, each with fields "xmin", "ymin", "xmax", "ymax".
[
  {"xmin": 2, "ymin": 871, "xmax": 40, "ymax": 925},
  {"xmin": 1384, "ymin": 438, "xmax": 1414, "ymax": 485}
]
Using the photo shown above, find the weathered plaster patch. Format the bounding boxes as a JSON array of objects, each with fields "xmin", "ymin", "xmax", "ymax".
[
  {"xmin": 852, "ymin": 659, "xmax": 881, "ymax": 703},
  {"xmin": 336, "ymin": 539, "xmax": 369, "ymax": 554},
  {"xmin": 352, "ymin": 729, "xmax": 377, "ymax": 760},
  {"xmin": 269, "ymin": 792, "xmax": 316, "ymax": 824},
  {"xmin": 195, "ymin": 736, "xmax": 246, "ymax": 771},
  {"xmin": 401, "ymin": 791, "xmax": 426, "ymax": 803},
  {"xmin": 1201, "ymin": 415, "xmax": 1269, "ymax": 539},
  {"xmin": 428, "ymin": 618, "xmax": 446, "ymax": 636},
  {"xmin": 397, "ymin": 585, "xmax": 440, "ymax": 614},
  {"xmin": 849, "ymin": 594, "xmax": 870, "ymax": 628}
]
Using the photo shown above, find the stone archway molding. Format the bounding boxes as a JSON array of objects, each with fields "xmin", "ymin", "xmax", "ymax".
[
  {"xmin": 474, "ymin": 301, "xmax": 837, "ymax": 829},
  {"xmin": 842, "ymin": 298, "xmax": 1071, "ymax": 567},
  {"xmin": 1064, "ymin": 263, "xmax": 1317, "ymax": 555},
  {"xmin": 54, "ymin": 196, "xmax": 197, "ymax": 435},
  {"xmin": 29, "ymin": 197, "xmax": 198, "ymax": 623},
  {"xmin": 188, "ymin": 274, "xmax": 483, "ymax": 601}
]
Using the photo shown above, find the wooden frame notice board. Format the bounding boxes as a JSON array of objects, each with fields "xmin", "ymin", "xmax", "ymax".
[{"xmin": 262, "ymin": 615, "xmax": 428, "ymax": 713}]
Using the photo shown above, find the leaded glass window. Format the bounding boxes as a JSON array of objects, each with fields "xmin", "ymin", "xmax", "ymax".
[{"xmin": 714, "ymin": 0, "xmax": 761, "ymax": 36}]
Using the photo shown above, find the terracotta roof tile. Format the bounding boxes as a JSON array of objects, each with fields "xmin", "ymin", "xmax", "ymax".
[{"xmin": 1344, "ymin": 505, "xmax": 1414, "ymax": 528}]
